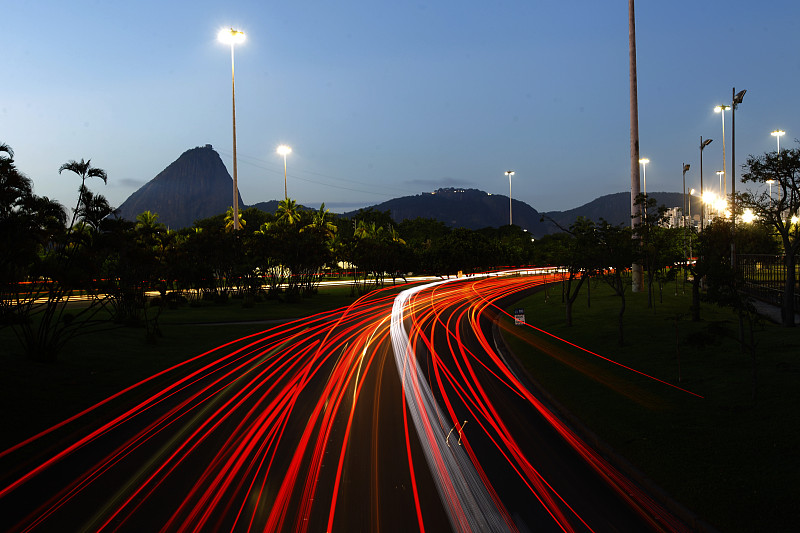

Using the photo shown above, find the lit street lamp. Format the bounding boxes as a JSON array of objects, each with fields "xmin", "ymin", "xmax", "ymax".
[
  {"xmin": 772, "ymin": 129, "xmax": 786, "ymax": 152},
  {"xmin": 699, "ymin": 137, "xmax": 713, "ymax": 231},
  {"xmin": 639, "ymin": 158, "xmax": 649, "ymax": 196},
  {"xmin": 714, "ymin": 104, "xmax": 730, "ymax": 198},
  {"xmin": 219, "ymin": 28, "xmax": 246, "ymax": 230},
  {"xmin": 277, "ymin": 145, "xmax": 292, "ymax": 200},
  {"xmin": 730, "ymin": 88, "xmax": 745, "ymax": 270},
  {"xmin": 767, "ymin": 179, "xmax": 775, "ymax": 207},
  {"xmin": 688, "ymin": 188, "xmax": 696, "ymax": 260},
  {"xmin": 716, "ymin": 170, "xmax": 725, "ymax": 204},
  {"xmin": 682, "ymin": 163, "xmax": 690, "ymax": 284},
  {"xmin": 505, "ymin": 170, "xmax": 515, "ymax": 226}
]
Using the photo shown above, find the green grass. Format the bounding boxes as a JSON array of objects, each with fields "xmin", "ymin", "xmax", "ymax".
[
  {"xmin": 0, "ymin": 285, "xmax": 362, "ymax": 450},
  {"xmin": 502, "ymin": 280, "xmax": 800, "ymax": 533}
]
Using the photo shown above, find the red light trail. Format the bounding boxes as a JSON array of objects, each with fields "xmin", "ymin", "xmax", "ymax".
[{"xmin": 0, "ymin": 271, "xmax": 698, "ymax": 532}]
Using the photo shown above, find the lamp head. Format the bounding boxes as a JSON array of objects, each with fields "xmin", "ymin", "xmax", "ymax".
[
  {"xmin": 701, "ymin": 138, "xmax": 713, "ymax": 149},
  {"xmin": 505, "ymin": 170, "xmax": 515, "ymax": 177},
  {"xmin": 771, "ymin": 130, "xmax": 786, "ymax": 138},
  {"xmin": 277, "ymin": 145, "xmax": 292, "ymax": 156},
  {"xmin": 218, "ymin": 28, "xmax": 246, "ymax": 45},
  {"xmin": 733, "ymin": 89, "xmax": 746, "ymax": 105},
  {"xmin": 683, "ymin": 164, "xmax": 691, "ymax": 173},
  {"xmin": 639, "ymin": 158, "xmax": 649, "ymax": 164},
  {"xmin": 714, "ymin": 104, "xmax": 730, "ymax": 113}
]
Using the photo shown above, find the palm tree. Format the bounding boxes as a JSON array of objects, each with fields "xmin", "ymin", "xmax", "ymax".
[
  {"xmin": 224, "ymin": 206, "xmax": 246, "ymax": 232},
  {"xmin": 59, "ymin": 159, "xmax": 107, "ymax": 231},
  {"xmin": 75, "ymin": 189, "xmax": 113, "ymax": 232},
  {"xmin": 301, "ymin": 203, "xmax": 337, "ymax": 239},
  {"xmin": 135, "ymin": 210, "xmax": 164, "ymax": 232},
  {"xmin": 0, "ymin": 143, "xmax": 33, "ymax": 219},
  {"xmin": 276, "ymin": 198, "xmax": 301, "ymax": 226}
]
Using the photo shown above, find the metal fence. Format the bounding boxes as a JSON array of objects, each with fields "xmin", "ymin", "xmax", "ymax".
[{"xmin": 738, "ymin": 254, "xmax": 800, "ymax": 309}]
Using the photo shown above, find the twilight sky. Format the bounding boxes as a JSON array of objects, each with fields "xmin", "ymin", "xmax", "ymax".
[{"xmin": 3, "ymin": 1, "xmax": 799, "ymax": 215}]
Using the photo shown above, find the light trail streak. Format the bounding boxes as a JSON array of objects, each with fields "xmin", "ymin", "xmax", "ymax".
[{"xmin": 0, "ymin": 273, "xmax": 695, "ymax": 532}]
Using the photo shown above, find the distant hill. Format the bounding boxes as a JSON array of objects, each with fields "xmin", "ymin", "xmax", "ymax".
[
  {"xmin": 541, "ymin": 191, "xmax": 701, "ymax": 231},
  {"xmin": 116, "ymin": 145, "xmax": 243, "ymax": 229},
  {"xmin": 343, "ymin": 188, "xmax": 550, "ymax": 237},
  {"xmin": 116, "ymin": 145, "xmax": 698, "ymax": 232}
]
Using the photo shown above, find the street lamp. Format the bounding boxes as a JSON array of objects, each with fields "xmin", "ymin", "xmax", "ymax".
[
  {"xmin": 714, "ymin": 104, "xmax": 730, "ymax": 197},
  {"xmin": 688, "ymin": 188, "xmax": 696, "ymax": 260},
  {"xmin": 639, "ymin": 158, "xmax": 650, "ymax": 196},
  {"xmin": 277, "ymin": 145, "xmax": 292, "ymax": 200},
  {"xmin": 730, "ymin": 88, "xmax": 745, "ymax": 270},
  {"xmin": 716, "ymin": 170, "xmax": 725, "ymax": 199},
  {"xmin": 772, "ymin": 129, "xmax": 786, "ymax": 152},
  {"xmin": 505, "ymin": 170, "xmax": 515, "ymax": 226},
  {"xmin": 682, "ymin": 163, "xmax": 690, "ymax": 284},
  {"xmin": 699, "ymin": 137, "xmax": 713, "ymax": 231},
  {"xmin": 219, "ymin": 28, "xmax": 246, "ymax": 230},
  {"xmin": 767, "ymin": 179, "xmax": 775, "ymax": 207}
]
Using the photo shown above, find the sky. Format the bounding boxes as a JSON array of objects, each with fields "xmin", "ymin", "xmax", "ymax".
[{"xmin": 3, "ymin": 1, "xmax": 800, "ymax": 215}]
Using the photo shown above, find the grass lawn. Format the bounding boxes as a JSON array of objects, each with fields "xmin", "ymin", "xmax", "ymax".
[
  {"xmin": 0, "ymin": 285, "xmax": 362, "ymax": 451},
  {"xmin": 501, "ymin": 279, "xmax": 800, "ymax": 533}
]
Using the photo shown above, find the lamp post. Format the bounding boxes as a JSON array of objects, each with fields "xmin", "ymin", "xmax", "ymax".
[
  {"xmin": 505, "ymin": 170, "xmax": 515, "ymax": 226},
  {"xmin": 682, "ymin": 163, "xmax": 690, "ymax": 283},
  {"xmin": 219, "ymin": 28, "xmax": 246, "ymax": 230},
  {"xmin": 688, "ymin": 188, "xmax": 695, "ymax": 260},
  {"xmin": 772, "ymin": 129, "xmax": 785, "ymax": 152},
  {"xmin": 767, "ymin": 179, "xmax": 775, "ymax": 207},
  {"xmin": 714, "ymin": 104, "xmax": 730, "ymax": 199},
  {"xmin": 277, "ymin": 145, "xmax": 292, "ymax": 200},
  {"xmin": 730, "ymin": 88, "xmax": 745, "ymax": 271},
  {"xmin": 699, "ymin": 137, "xmax": 712, "ymax": 231}
]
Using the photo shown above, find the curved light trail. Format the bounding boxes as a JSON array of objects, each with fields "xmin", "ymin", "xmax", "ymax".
[{"xmin": 0, "ymin": 271, "xmax": 699, "ymax": 532}]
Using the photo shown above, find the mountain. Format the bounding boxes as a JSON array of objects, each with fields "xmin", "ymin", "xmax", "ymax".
[
  {"xmin": 115, "ymin": 145, "xmax": 698, "ymax": 232},
  {"xmin": 343, "ymin": 188, "xmax": 550, "ymax": 236},
  {"xmin": 541, "ymin": 191, "xmax": 700, "ymax": 231},
  {"xmin": 116, "ymin": 145, "xmax": 243, "ymax": 229}
]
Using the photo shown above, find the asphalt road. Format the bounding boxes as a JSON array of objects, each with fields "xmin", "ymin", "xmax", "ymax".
[{"xmin": 0, "ymin": 272, "xmax": 691, "ymax": 532}]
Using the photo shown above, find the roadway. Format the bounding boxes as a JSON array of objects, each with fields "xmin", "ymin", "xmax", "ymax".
[{"xmin": 0, "ymin": 272, "xmax": 691, "ymax": 532}]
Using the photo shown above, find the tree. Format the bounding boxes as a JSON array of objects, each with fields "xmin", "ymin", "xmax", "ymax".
[
  {"xmin": 275, "ymin": 198, "xmax": 301, "ymax": 226},
  {"xmin": 76, "ymin": 189, "xmax": 113, "ymax": 232},
  {"xmin": 58, "ymin": 159, "xmax": 107, "ymax": 231},
  {"xmin": 539, "ymin": 217, "xmax": 597, "ymax": 326},
  {"xmin": 633, "ymin": 194, "xmax": 682, "ymax": 308},
  {"xmin": 595, "ymin": 221, "xmax": 634, "ymax": 345},
  {"xmin": 738, "ymin": 145, "xmax": 800, "ymax": 326}
]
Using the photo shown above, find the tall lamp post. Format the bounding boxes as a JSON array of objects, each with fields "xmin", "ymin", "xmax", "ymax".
[
  {"xmin": 714, "ymin": 104, "xmax": 730, "ymax": 199},
  {"xmin": 277, "ymin": 145, "xmax": 292, "ymax": 200},
  {"xmin": 219, "ymin": 28, "xmax": 246, "ymax": 230},
  {"xmin": 730, "ymin": 88, "xmax": 745, "ymax": 270},
  {"xmin": 688, "ymin": 188, "xmax": 695, "ymax": 259},
  {"xmin": 505, "ymin": 170, "xmax": 515, "ymax": 226},
  {"xmin": 682, "ymin": 163, "xmax": 690, "ymax": 283},
  {"xmin": 699, "ymin": 137, "xmax": 713, "ymax": 231},
  {"xmin": 772, "ymin": 129, "xmax": 785, "ymax": 152},
  {"xmin": 767, "ymin": 179, "xmax": 775, "ymax": 207},
  {"xmin": 629, "ymin": 0, "xmax": 643, "ymax": 293}
]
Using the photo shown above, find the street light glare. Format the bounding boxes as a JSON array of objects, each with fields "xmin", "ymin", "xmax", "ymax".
[
  {"xmin": 218, "ymin": 28, "xmax": 246, "ymax": 44},
  {"xmin": 277, "ymin": 145, "xmax": 292, "ymax": 156},
  {"xmin": 714, "ymin": 105, "xmax": 730, "ymax": 113},
  {"xmin": 771, "ymin": 129, "xmax": 786, "ymax": 137}
]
